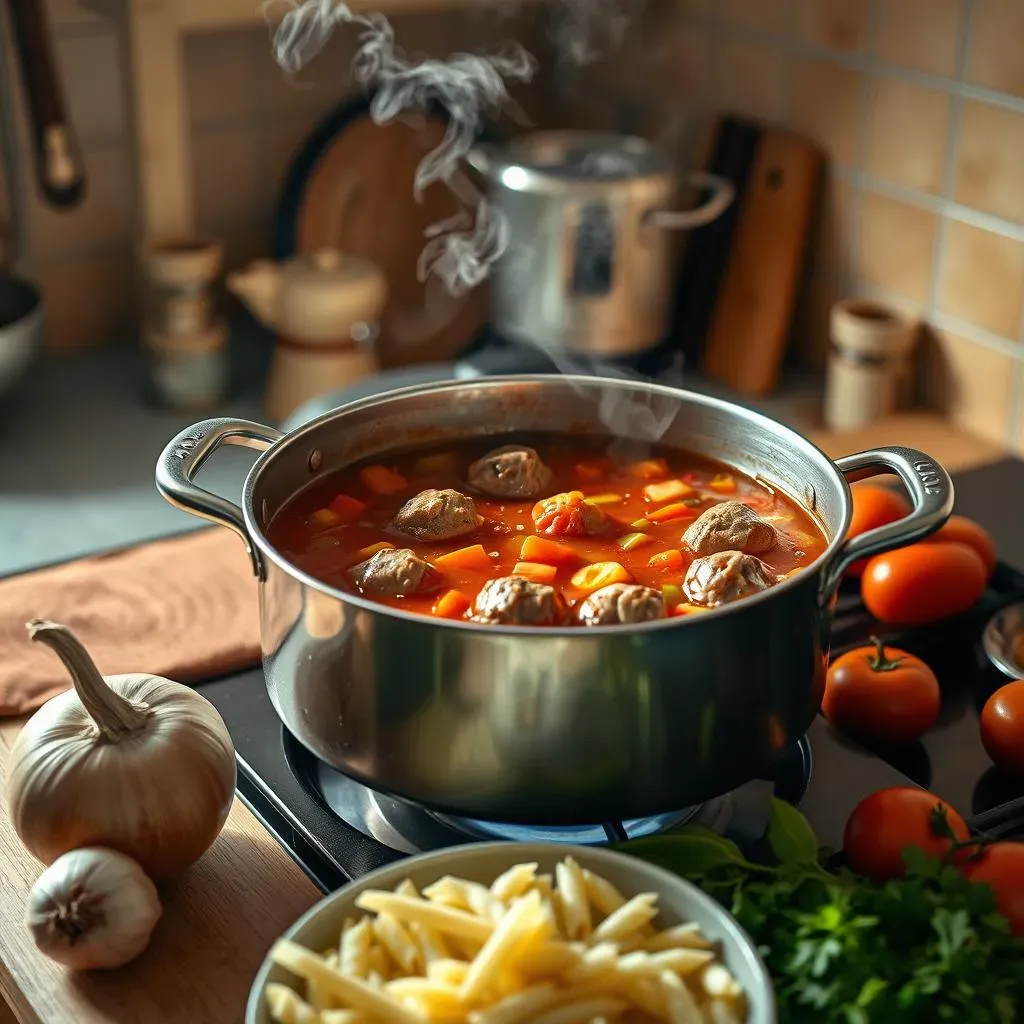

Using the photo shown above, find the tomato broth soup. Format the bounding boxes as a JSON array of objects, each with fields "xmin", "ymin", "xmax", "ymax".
[{"xmin": 267, "ymin": 433, "xmax": 829, "ymax": 627}]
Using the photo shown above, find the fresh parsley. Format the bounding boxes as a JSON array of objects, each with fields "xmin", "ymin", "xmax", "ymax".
[{"xmin": 621, "ymin": 801, "xmax": 1024, "ymax": 1023}]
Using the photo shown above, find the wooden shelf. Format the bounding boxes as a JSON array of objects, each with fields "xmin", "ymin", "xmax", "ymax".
[{"xmin": 84, "ymin": 0, "xmax": 512, "ymax": 244}]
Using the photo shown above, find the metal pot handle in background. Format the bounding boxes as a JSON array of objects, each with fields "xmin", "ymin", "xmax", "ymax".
[
  {"xmin": 819, "ymin": 446, "xmax": 954, "ymax": 599},
  {"xmin": 156, "ymin": 418, "xmax": 284, "ymax": 579},
  {"xmin": 644, "ymin": 172, "xmax": 735, "ymax": 231},
  {"xmin": 4, "ymin": 0, "xmax": 85, "ymax": 208}
]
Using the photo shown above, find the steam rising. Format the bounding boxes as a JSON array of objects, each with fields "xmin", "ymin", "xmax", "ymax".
[
  {"xmin": 264, "ymin": 1, "xmax": 681, "ymax": 447},
  {"xmin": 266, "ymin": 0, "xmax": 534, "ymax": 296}
]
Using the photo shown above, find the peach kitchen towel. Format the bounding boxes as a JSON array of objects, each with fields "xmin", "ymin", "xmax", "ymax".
[{"xmin": 0, "ymin": 529, "xmax": 261, "ymax": 715}]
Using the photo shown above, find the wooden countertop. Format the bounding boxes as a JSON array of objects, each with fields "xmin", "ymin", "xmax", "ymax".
[{"xmin": 0, "ymin": 413, "xmax": 1007, "ymax": 1024}]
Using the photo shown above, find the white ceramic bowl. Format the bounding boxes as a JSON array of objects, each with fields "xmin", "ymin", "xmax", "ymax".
[{"xmin": 246, "ymin": 841, "xmax": 776, "ymax": 1023}]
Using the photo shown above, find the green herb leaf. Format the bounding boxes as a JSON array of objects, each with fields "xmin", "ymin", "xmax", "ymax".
[
  {"xmin": 617, "ymin": 829, "xmax": 747, "ymax": 878},
  {"xmin": 767, "ymin": 797, "xmax": 820, "ymax": 865}
]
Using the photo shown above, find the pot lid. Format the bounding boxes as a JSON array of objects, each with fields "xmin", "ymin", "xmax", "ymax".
[{"xmin": 484, "ymin": 131, "xmax": 674, "ymax": 193}]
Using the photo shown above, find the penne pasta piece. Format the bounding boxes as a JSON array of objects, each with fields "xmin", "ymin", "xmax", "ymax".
[
  {"xmin": 581, "ymin": 869, "xmax": 627, "ymax": 918},
  {"xmin": 555, "ymin": 860, "xmax": 591, "ymax": 940},
  {"xmin": 660, "ymin": 970, "xmax": 703, "ymax": 1024},
  {"xmin": 356, "ymin": 892, "xmax": 494, "ymax": 943},
  {"xmin": 590, "ymin": 894, "xmax": 658, "ymax": 945},
  {"xmin": 533, "ymin": 998, "xmax": 629, "ymax": 1024},
  {"xmin": 340, "ymin": 918, "xmax": 373, "ymax": 980},
  {"xmin": 460, "ymin": 891, "xmax": 544, "ymax": 1002},
  {"xmin": 641, "ymin": 924, "xmax": 713, "ymax": 953},
  {"xmin": 265, "ymin": 983, "xmax": 322, "ymax": 1024},
  {"xmin": 270, "ymin": 941, "xmax": 423, "ymax": 1024},
  {"xmin": 491, "ymin": 862, "xmax": 539, "ymax": 902}
]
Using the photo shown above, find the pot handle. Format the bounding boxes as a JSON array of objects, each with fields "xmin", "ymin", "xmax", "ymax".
[
  {"xmin": 644, "ymin": 172, "xmax": 735, "ymax": 231},
  {"xmin": 156, "ymin": 418, "xmax": 284, "ymax": 579},
  {"xmin": 819, "ymin": 446, "xmax": 954, "ymax": 599}
]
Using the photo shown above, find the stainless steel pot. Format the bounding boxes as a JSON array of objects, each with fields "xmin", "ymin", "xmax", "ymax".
[
  {"xmin": 156, "ymin": 376, "xmax": 952, "ymax": 823},
  {"xmin": 467, "ymin": 132, "xmax": 733, "ymax": 359}
]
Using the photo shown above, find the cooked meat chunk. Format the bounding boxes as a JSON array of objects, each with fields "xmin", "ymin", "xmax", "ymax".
[
  {"xmin": 683, "ymin": 550, "xmax": 776, "ymax": 608},
  {"xmin": 471, "ymin": 576, "xmax": 568, "ymax": 626},
  {"xmin": 350, "ymin": 548, "xmax": 439, "ymax": 597},
  {"xmin": 682, "ymin": 501, "xmax": 777, "ymax": 557},
  {"xmin": 468, "ymin": 445, "xmax": 553, "ymax": 499},
  {"xmin": 578, "ymin": 583, "xmax": 665, "ymax": 626},
  {"xmin": 390, "ymin": 488, "xmax": 481, "ymax": 542},
  {"xmin": 532, "ymin": 491, "xmax": 609, "ymax": 538}
]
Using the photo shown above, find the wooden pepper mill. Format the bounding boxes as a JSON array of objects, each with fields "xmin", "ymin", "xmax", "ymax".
[{"xmin": 228, "ymin": 249, "xmax": 387, "ymax": 423}]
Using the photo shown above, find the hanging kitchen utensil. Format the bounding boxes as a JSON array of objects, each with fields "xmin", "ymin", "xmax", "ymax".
[
  {"xmin": 274, "ymin": 95, "xmax": 495, "ymax": 369},
  {"xmin": 4, "ymin": 0, "xmax": 85, "ymax": 208},
  {"xmin": 0, "ymin": 23, "xmax": 43, "ymax": 397}
]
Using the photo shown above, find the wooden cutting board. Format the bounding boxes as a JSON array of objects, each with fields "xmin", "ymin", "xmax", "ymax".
[
  {"xmin": 290, "ymin": 111, "xmax": 490, "ymax": 369},
  {"xmin": 701, "ymin": 128, "xmax": 823, "ymax": 396}
]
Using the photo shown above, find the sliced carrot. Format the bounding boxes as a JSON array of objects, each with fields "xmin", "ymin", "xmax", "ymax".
[
  {"xmin": 617, "ymin": 532, "xmax": 651, "ymax": 552},
  {"xmin": 356, "ymin": 540, "xmax": 395, "ymax": 559},
  {"xmin": 308, "ymin": 508, "xmax": 340, "ymax": 530},
  {"xmin": 359, "ymin": 465, "xmax": 408, "ymax": 495},
  {"xmin": 519, "ymin": 535, "xmax": 578, "ymax": 567},
  {"xmin": 646, "ymin": 502, "xmax": 698, "ymax": 524},
  {"xmin": 574, "ymin": 462, "xmax": 604, "ymax": 482},
  {"xmin": 513, "ymin": 561, "xmax": 558, "ymax": 584},
  {"xmin": 327, "ymin": 494, "xmax": 368, "ymax": 522},
  {"xmin": 435, "ymin": 544, "xmax": 492, "ymax": 572},
  {"xmin": 628, "ymin": 459, "xmax": 669, "ymax": 480},
  {"xmin": 643, "ymin": 478, "xmax": 692, "ymax": 504},
  {"xmin": 649, "ymin": 549, "xmax": 686, "ymax": 572},
  {"xmin": 433, "ymin": 589, "xmax": 471, "ymax": 619},
  {"xmin": 708, "ymin": 472, "xmax": 737, "ymax": 494},
  {"xmin": 570, "ymin": 561, "xmax": 633, "ymax": 594},
  {"xmin": 671, "ymin": 603, "xmax": 709, "ymax": 617}
]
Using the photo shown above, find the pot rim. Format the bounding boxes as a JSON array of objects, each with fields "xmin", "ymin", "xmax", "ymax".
[{"xmin": 240, "ymin": 374, "xmax": 854, "ymax": 637}]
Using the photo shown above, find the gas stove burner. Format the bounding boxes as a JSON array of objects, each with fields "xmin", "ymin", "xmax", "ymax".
[
  {"xmin": 309, "ymin": 734, "xmax": 814, "ymax": 856},
  {"xmin": 433, "ymin": 808, "xmax": 701, "ymax": 846}
]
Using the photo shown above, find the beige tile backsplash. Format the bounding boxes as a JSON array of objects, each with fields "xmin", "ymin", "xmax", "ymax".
[{"xmin": 5, "ymin": 0, "xmax": 1024, "ymax": 452}]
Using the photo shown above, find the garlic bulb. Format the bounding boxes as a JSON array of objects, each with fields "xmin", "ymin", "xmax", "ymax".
[
  {"xmin": 27, "ymin": 847, "xmax": 162, "ymax": 970},
  {"xmin": 7, "ymin": 620, "xmax": 236, "ymax": 880}
]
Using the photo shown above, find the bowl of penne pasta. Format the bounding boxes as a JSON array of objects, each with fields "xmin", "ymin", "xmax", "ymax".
[{"xmin": 246, "ymin": 842, "xmax": 775, "ymax": 1024}]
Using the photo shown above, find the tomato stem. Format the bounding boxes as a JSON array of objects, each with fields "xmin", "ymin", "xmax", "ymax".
[{"xmin": 867, "ymin": 635, "xmax": 903, "ymax": 672}]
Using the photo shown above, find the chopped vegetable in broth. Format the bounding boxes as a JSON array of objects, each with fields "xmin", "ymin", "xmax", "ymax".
[{"xmin": 266, "ymin": 433, "xmax": 828, "ymax": 627}]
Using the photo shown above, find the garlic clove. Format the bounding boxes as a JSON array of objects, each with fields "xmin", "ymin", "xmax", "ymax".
[{"xmin": 26, "ymin": 847, "xmax": 162, "ymax": 970}]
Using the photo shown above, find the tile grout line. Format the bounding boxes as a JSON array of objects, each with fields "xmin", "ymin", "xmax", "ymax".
[
  {"xmin": 925, "ymin": 0, "xmax": 974, "ymax": 322},
  {"xmin": 845, "ymin": 0, "xmax": 882, "ymax": 303},
  {"xmin": 677, "ymin": 10, "xmax": 1024, "ymax": 115}
]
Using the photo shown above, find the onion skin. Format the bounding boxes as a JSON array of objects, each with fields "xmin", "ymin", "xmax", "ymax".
[{"xmin": 6, "ymin": 621, "xmax": 236, "ymax": 880}]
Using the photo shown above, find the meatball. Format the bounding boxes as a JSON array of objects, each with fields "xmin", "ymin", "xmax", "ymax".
[
  {"xmin": 683, "ymin": 550, "xmax": 776, "ymax": 608},
  {"xmin": 390, "ymin": 488, "xmax": 481, "ymax": 542},
  {"xmin": 468, "ymin": 445, "xmax": 553, "ymax": 499},
  {"xmin": 471, "ymin": 576, "xmax": 568, "ymax": 626},
  {"xmin": 578, "ymin": 583, "xmax": 665, "ymax": 626},
  {"xmin": 532, "ymin": 491, "xmax": 608, "ymax": 538},
  {"xmin": 682, "ymin": 501, "xmax": 777, "ymax": 557},
  {"xmin": 350, "ymin": 548, "xmax": 439, "ymax": 597}
]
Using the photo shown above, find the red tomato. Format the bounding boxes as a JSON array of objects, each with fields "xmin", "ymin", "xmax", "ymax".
[
  {"xmin": 861, "ymin": 542, "xmax": 988, "ymax": 626},
  {"xmin": 921, "ymin": 515, "xmax": 997, "ymax": 577},
  {"xmin": 823, "ymin": 638, "xmax": 940, "ymax": 745},
  {"xmin": 843, "ymin": 787, "xmax": 970, "ymax": 881},
  {"xmin": 980, "ymin": 681, "xmax": 1024, "ymax": 778},
  {"xmin": 846, "ymin": 485, "xmax": 910, "ymax": 577},
  {"xmin": 963, "ymin": 843, "xmax": 1024, "ymax": 935}
]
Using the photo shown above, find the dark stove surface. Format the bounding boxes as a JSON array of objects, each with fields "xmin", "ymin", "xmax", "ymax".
[{"xmin": 194, "ymin": 459, "xmax": 1024, "ymax": 894}]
